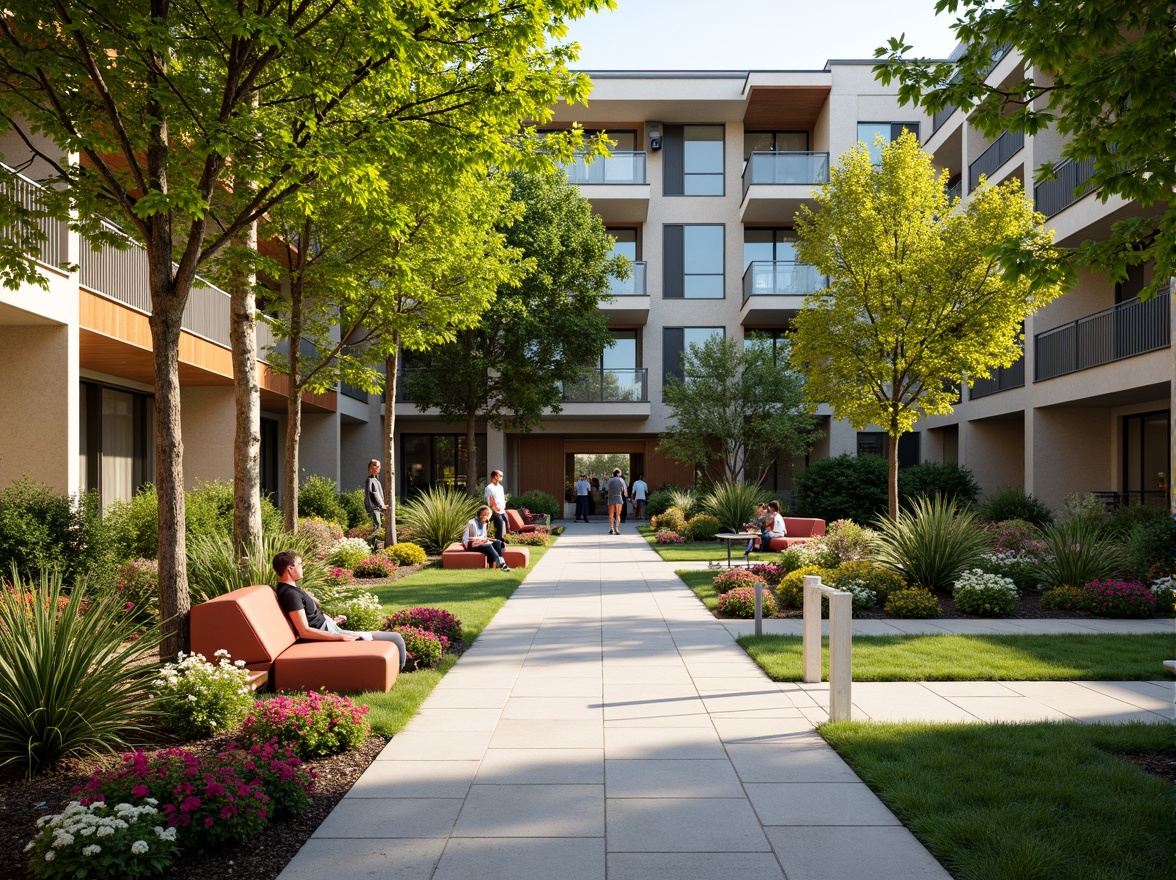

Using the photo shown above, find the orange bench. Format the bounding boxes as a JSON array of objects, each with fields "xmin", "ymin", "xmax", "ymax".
[
  {"xmin": 765, "ymin": 517, "xmax": 827, "ymax": 551},
  {"xmin": 190, "ymin": 585, "xmax": 399, "ymax": 693},
  {"xmin": 505, "ymin": 508, "xmax": 548, "ymax": 534},
  {"xmin": 441, "ymin": 542, "xmax": 530, "ymax": 569}
]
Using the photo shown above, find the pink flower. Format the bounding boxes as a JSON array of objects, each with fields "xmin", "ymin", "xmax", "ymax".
[{"xmin": 131, "ymin": 785, "xmax": 149, "ymax": 798}]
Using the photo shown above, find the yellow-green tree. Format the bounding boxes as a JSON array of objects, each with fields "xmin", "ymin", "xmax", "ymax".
[{"xmin": 790, "ymin": 131, "xmax": 1066, "ymax": 520}]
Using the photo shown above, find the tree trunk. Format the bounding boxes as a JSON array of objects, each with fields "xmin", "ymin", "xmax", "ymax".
[
  {"xmin": 466, "ymin": 407, "xmax": 478, "ymax": 500},
  {"xmin": 383, "ymin": 338, "xmax": 399, "ymax": 546},
  {"xmin": 230, "ymin": 215, "xmax": 262, "ymax": 565},
  {"xmin": 282, "ymin": 287, "xmax": 304, "ymax": 533},
  {"xmin": 888, "ymin": 428, "xmax": 901, "ymax": 521}
]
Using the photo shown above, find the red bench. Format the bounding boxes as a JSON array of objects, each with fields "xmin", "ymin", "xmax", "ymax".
[
  {"xmin": 441, "ymin": 543, "xmax": 530, "ymax": 569},
  {"xmin": 765, "ymin": 517, "xmax": 827, "ymax": 551}
]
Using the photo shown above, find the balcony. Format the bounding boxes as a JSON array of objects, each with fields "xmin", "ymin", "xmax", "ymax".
[
  {"xmin": 968, "ymin": 129, "xmax": 1024, "ymax": 192},
  {"xmin": 740, "ymin": 152, "xmax": 829, "ymax": 223},
  {"xmin": 968, "ymin": 353, "xmax": 1025, "ymax": 399},
  {"xmin": 1034, "ymin": 157, "xmax": 1096, "ymax": 218},
  {"xmin": 557, "ymin": 152, "xmax": 649, "ymax": 224},
  {"xmin": 945, "ymin": 179, "xmax": 962, "ymax": 203},
  {"xmin": 600, "ymin": 261, "xmax": 649, "ymax": 325},
  {"xmin": 741, "ymin": 261, "xmax": 826, "ymax": 325},
  {"xmin": 1035, "ymin": 290, "xmax": 1170, "ymax": 381},
  {"xmin": 0, "ymin": 167, "xmax": 66, "ymax": 270},
  {"xmin": 554, "ymin": 367, "xmax": 650, "ymax": 420}
]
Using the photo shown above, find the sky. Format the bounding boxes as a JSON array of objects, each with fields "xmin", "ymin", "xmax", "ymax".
[{"xmin": 561, "ymin": 0, "xmax": 960, "ymax": 71}]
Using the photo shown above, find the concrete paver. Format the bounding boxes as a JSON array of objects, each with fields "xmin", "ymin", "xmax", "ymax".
[{"xmin": 281, "ymin": 522, "xmax": 1172, "ymax": 880}]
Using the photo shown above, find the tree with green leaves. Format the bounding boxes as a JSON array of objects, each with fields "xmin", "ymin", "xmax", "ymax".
[
  {"xmin": 657, "ymin": 335, "xmax": 821, "ymax": 485},
  {"xmin": 403, "ymin": 168, "xmax": 625, "ymax": 494},
  {"xmin": 789, "ymin": 132, "xmax": 1067, "ymax": 520},
  {"xmin": 0, "ymin": 0, "xmax": 609, "ymax": 655},
  {"xmin": 874, "ymin": 1, "xmax": 1174, "ymax": 299}
]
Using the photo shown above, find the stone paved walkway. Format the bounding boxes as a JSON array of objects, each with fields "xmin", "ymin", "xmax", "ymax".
[{"xmin": 279, "ymin": 523, "xmax": 1173, "ymax": 880}]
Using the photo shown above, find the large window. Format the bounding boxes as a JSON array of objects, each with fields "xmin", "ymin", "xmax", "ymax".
[
  {"xmin": 80, "ymin": 382, "xmax": 155, "ymax": 510},
  {"xmin": 663, "ymin": 326, "xmax": 724, "ymax": 393},
  {"xmin": 857, "ymin": 431, "xmax": 921, "ymax": 468},
  {"xmin": 664, "ymin": 224, "xmax": 724, "ymax": 299},
  {"xmin": 663, "ymin": 124, "xmax": 724, "ymax": 196},
  {"xmin": 1123, "ymin": 410, "xmax": 1170, "ymax": 507},
  {"xmin": 744, "ymin": 229, "xmax": 797, "ymax": 268},
  {"xmin": 857, "ymin": 122, "xmax": 920, "ymax": 163},
  {"xmin": 745, "ymin": 329, "xmax": 791, "ymax": 365},
  {"xmin": 744, "ymin": 131, "xmax": 808, "ymax": 162},
  {"xmin": 401, "ymin": 433, "xmax": 487, "ymax": 498}
]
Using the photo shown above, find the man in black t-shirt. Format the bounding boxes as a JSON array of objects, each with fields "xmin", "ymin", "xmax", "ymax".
[{"xmin": 273, "ymin": 550, "xmax": 406, "ymax": 669}]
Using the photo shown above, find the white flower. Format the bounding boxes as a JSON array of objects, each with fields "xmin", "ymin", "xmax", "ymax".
[
  {"xmin": 96, "ymin": 825, "xmax": 115, "ymax": 837},
  {"xmin": 82, "ymin": 844, "xmax": 101, "ymax": 856},
  {"xmin": 131, "ymin": 840, "xmax": 149, "ymax": 855},
  {"xmin": 44, "ymin": 852, "xmax": 56, "ymax": 862},
  {"xmin": 52, "ymin": 832, "xmax": 74, "ymax": 847}
]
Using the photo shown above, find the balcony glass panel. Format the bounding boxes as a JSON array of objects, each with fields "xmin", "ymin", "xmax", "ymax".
[
  {"xmin": 742, "ymin": 261, "xmax": 827, "ymax": 302},
  {"xmin": 606, "ymin": 261, "xmax": 647, "ymax": 297},
  {"xmin": 741, "ymin": 152, "xmax": 830, "ymax": 196},
  {"xmin": 560, "ymin": 152, "xmax": 647, "ymax": 185},
  {"xmin": 561, "ymin": 368, "xmax": 647, "ymax": 403}
]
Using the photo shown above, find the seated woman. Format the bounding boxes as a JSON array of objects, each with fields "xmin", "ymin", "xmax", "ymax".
[
  {"xmin": 756, "ymin": 500, "xmax": 787, "ymax": 555},
  {"xmin": 743, "ymin": 502, "xmax": 769, "ymax": 557},
  {"xmin": 464, "ymin": 505, "xmax": 511, "ymax": 571},
  {"xmin": 272, "ymin": 550, "xmax": 407, "ymax": 669}
]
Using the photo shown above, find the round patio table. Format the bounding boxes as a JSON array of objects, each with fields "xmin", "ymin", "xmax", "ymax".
[{"xmin": 711, "ymin": 532, "xmax": 757, "ymax": 569}]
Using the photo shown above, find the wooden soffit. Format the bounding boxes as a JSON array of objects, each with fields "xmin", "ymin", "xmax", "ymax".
[{"xmin": 744, "ymin": 86, "xmax": 831, "ymax": 130}]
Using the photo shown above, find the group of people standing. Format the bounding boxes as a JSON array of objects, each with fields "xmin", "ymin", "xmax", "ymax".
[{"xmin": 573, "ymin": 470, "xmax": 648, "ymax": 531}]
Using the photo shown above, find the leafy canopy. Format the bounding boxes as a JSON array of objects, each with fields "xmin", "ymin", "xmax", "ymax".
[
  {"xmin": 658, "ymin": 335, "xmax": 821, "ymax": 485},
  {"xmin": 874, "ymin": 0, "xmax": 1174, "ymax": 298}
]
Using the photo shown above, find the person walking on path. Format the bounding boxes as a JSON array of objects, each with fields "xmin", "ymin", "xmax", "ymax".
[
  {"xmin": 630, "ymin": 474, "xmax": 649, "ymax": 520},
  {"xmin": 462, "ymin": 506, "xmax": 511, "ymax": 571},
  {"xmin": 574, "ymin": 473, "xmax": 591, "ymax": 522},
  {"xmin": 273, "ymin": 550, "xmax": 407, "ymax": 668},
  {"xmin": 606, "ymin": 468, "xmax": 627, "ymax": 535},
  {"xmin": 364, "ymin": 459, "xmax": 388, "ymax": 551},
  {"xmin": 485, "ymin": 469, "xmax": 508, "ymax": 541}
]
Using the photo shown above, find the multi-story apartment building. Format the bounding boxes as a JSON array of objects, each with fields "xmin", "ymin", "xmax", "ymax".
[{"xmin": 1, "ymin": 49, "xmax": 1168, "ymax": 516}]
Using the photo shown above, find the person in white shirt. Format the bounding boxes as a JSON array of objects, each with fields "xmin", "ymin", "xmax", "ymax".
[
  {"xmin": 574, "ymin": 473, "xmax": 591, "ymax": 522},
  {"xmin": 463, "ymin": 506, "xmax": 511, "ymax": 571},
  {"xmin": 484, "ymin": 469, "xmax": 507, "ymax": 540},
  {"xmin": 755, "ymin": 500, "xmax": 786, "ymax": 555},
  {"xmin": 630, "ymin": 475, "xmax": 649, "ymax": 520}
]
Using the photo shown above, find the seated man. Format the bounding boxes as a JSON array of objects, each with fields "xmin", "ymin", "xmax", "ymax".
[{"xmin": 273, "ymin": 550, "xmax": 406, "ymax": 669}]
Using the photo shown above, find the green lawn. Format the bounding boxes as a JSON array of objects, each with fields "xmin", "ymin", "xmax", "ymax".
[
  {"xmin": 350, "ymin": 544, "xmax": 549, "ymax": 733},
  {"xmin": 739, "ymin": 633, "xmax": 1172, "ymax": 681},
  {"xmin": 820, "ymin": 721, "xmax": 1172, "ymax": 880}
]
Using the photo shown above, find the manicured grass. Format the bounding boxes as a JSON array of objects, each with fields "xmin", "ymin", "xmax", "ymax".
[
  {"xmin": 642, "ymin": 527, "xmax": 738, "ymax": 562},
  {"xmin": 820, "ymin": 721, "xmax": 1173, "ymax": 880},
  {"xmin": 351, "ymin": 544, "xmax": 549, "ymax": 734},
  {"xmin": 739, "ymin": 632, "xmax": 1172, "ymax": 681},
  {"xmin": 677, "ymin": 568, "xmax": 725, "ymax": 610}
]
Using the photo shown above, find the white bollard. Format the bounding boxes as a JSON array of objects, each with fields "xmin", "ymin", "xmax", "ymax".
[{"xmin": 801, "ymin": 574, "xmax": 853, "ymax": 721}]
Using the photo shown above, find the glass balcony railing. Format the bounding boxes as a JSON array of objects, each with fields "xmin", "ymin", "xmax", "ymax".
[
  {"xmin": 968, "ymin": 129, "xmax": 1024, "ymax": 192},
  {"xmin": 1035, "ymin": 289, "xmax": 1170, "ymax": 381},
  {"xmin": 742, "ymin": 261, "xmax": 827, "ymax": 302},
  {"xmin": 606, "ymin": 261, "xmax": 647, "ymax": 297},
  {"xmin": 741, "ymin": 152, "xmax": 830, "ymax": 197},
  {"xmin": 561, "ymin": 368, "xmax": 648, "ymax": 403},
  {"xmin": 559, "ymin": 152, "xmax": 647, "ymax": 185},
  {"xmin": 945, "ymin": 179, "xmax": 962, "ymax": 202},
  {"xmin": 1034, "ymin": 157, "xmax": 1097, "ymax": 218}
]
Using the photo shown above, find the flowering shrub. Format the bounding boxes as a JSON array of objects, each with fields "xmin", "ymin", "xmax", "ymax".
[
  {"xmin": 832, "ymin": 578, "xmax": 876, "ymax": 613},
  {"xmin": 821, "ymin": 519, "xmax": 877, "ymax": 563},
  {"xmin": 775, "ymin": 565, "xmax": 836, "ymax": 608},
  {"xmin": 1082, "ymin": 579, "xmax": 1157, "ymax": 618},
  {"xmin": 153, "ymin": 650, "xmax": 255, "ymax": 740},
  {"xmin": 550, "ymin": 525, "xmax": 565, "ymax": 536},
  {"xmin": 6, "ymin": 589, "xmax": 72, "ymax": 623},
  {"xmin": 977, "ymin": 550, "xmax": 1042, "ymax": 594},
  {"xmin": 351, "ymin": 555, "xmax": 396, "ymax": 579},
  {"xmin": 884, "ymin": 587, "xmax": 941, "ymax": 619},
  {"xmin": 713, "ymin": 568, "xmax": 765, "ymax": 593},
  {"xmin": 239, "ymin": 692, "xmax": 370, "ymax": 759},
  {"xmin": 716, "ymin": 585, "xmax": 777, "ymax": 618},
  {"xmin": 113, "ymin": 559, "xmax": 158, "ymax": 625},
  {"xmin": 295, "ymin": 517, "xmax": 344, "ymax": 557},
  {"xmin": 387, "ymin": 542, "xmax": 427, "ymax": 566},
  {"xmin": 747, "ymin": 562, "xmax": 785, "ymax": 586},
  {"xmin": 1041, "ymin": 584, "xmax": 1087, "ymax": 613},
  {"xmin": 830, "ymin": 561, "xmax": 905, "ymax": 605},
  {"xmin": 384, "ymin": 607, "xmax": 463, "ymax": 643},
  {"xmin": 345, "ymin": 523, "xmax": 374, "ymax": 542},
  {"xmin": 503, "ymin": 530, "xmax": 549, "ymax": 546},
  {"xmin": 649, "ymin": 507, "xmax": 687, "ymax": 535},
  {"xmin": 325, "ymin": 537, "xmax": 372, "ymax": 569},
  {"xmin": 952, "ymin": 569, "xmax": 1018, "ymax": 616},
  {"xmin": 685, "ymin": 514, "xmax": 722, "ymax": 543},
  {"xmin": 980, "ymin": 519, "xmax": 1046, "ymax": 556},
  {"xmin": 654, "ymin": 530, "xmax": 685, "ymax": 544},
  {"xmin": 25, "ymin": 800, "xmax": 180, "ymax": 879},
  {"xmin": 778, "ymin": 541, "xmax": 839, "ymax": 572},
  {"xmin": 321, "ymin": 590, "xmax": 384, "ymax": 631},
  {"xmin": 1149, "ymin": 576, "xmax": 1175, "ymax": 615},
  {"xmin": 323, "ymin": 567, "xmax": 353, "ymax": 589},
  {"xmin": 233, "ymin": 739, "xmax": 315, "ymax": 819},
  {"xmin": 392, "ymin": 625, "xmax": 445, "ymax": 670}
]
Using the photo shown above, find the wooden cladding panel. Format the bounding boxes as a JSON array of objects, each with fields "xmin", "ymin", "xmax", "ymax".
[
  {"xmin": 518, "ymin": 436, "xmax": 566, "ymax": 501},
  {"xmin": 744, "ymin": 86, "xmax": 831, "ymax": 130},
  {"xmin": 644, "ymin": 440, "xmax": 694, "ymax": 488}
]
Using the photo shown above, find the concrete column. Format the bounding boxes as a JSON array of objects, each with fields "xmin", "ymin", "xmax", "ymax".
[
  {"xmin": 300, "ymin": 410, "xmax": 342, "ymax": 488},
  {"xmin": 486, "ymin": 425, "xmax": 508, "ymax": 492},
  {"xmin": 1029, "ymin": 406, "xmax": 1113, "ymax": 512}
]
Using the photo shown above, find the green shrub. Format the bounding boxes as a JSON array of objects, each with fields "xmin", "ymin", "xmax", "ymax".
[
  {"xmin": 884, "ymin": 586, "xmax": 941, "ymax": 618},
  {"xmin": 322, "ymin": 590, "xmax": 384, "ymax": 629},
  {"xmin": 152, "ymin": 649, "xmax": 255, "ymax": 739},
  {"xmin": 830, "ymin": 560, "xmax": 905, "ymax": 605},
  {"xmin": 387, "ymin": 542, "xmax": 427, "ymax": 566},
  {"xmin": 325, "ymin": 536, "xmax": 372, "ymax": 569},
  {"xmin": 777, "ymin": 544, "xmax": 837, "ymax": 572},
  {"xmin": 338, "ymin": 487, "xmax": 369, "ymax": 529},
  {"xmin": 1121, "ymin": 517, "xmax": 1175, "ymax": 582},
  {"xmin": 397, "ymin": 485, "xmax": 481, "ymax": 554},
  {"xmin": 186, "ymin": 531, "xmax": 325, "ymax": 604},
  {"xmin": 717, "ymin": 585, "xmax": 777, "ymax": 618},
  {"xmin": 506, "ymin": 490, "xmax": 560, "ymax": 520},
  {"xmin": 298, "ymin": 474, "xmax": 348, "ymax": 527},
  {"xmin": 775, "ymin": 564, "xmax": 836, "ymax": 608},
  {"xmin": 0, "ymin": 571, "xmax": 163, "ymax": 776},
  {"xmin": 685, "ymin": 513, "xmax": 722, "ymax": 543},
  {"xmin": 831, "ymin": 578, "xmax": 877, "ymax": 614},
  {"xmin": 952, "ymin": 569, "xmax": 1018, "ymax": 616},
  {"xmin": 295, "ymin": 516, "xmax": 344, "ymax": 557},
  {"xmin": 1108, "ymin": 502, "xmax": 1172, "ymax": 536},
  {"xmin": 26, "ymin": 800, "xmax": 180, "ymax": 879},
  {"xmin": 351, "ymin": 555, "xmax": 396, "ymax": 579},
  {"xmin": 1041, "ymin": 584, "xmax": 1086, "ymax": 612},
  {"xmin": 871, "ymin": 494, "xmax": 990, "ymax": 593},
  {"xmin": 975, "ymin": 553, "xmax": 1041, "ymax": 594},
  {"xmin": 820, "ymin": 519, "xmax": 877, "ymax": 563},
  {"xmin": 976, "ymin": 486, "xmax": 1054, "ymax": 527},
  {"xmin": 898, "ymin": 462, "xmax": 980, "ymax": 509},
  {"xmin": 701, "ymin": 481, "xmax": 770, "ymax": 533},
  {"xmin": 649, "ymin": 506, "xmax": 688, "ymax": 535},
  {"xmin": 795, "ymin": 453, "xmax": 889, "ymax": 524},
  {"xmin": 1148, "ymin": 577, "xmax": 1175, "ymax": 616},
  {"xmin": 103, "ymin": 486, "xmax": 161, "ymax": 560},
  {"xmin": 112, "ymin": 558, "xmax": 159, "ymax": 625},
  {"xmin": 713, "ymin": 568, "xmax": 766, "ymax": 594},
  {"xmin": 666, "ymin": 488, "xmax": 700, "ymax": 518},
  {"xmin": 1030, "ymin": 518, "xmax": 1126, "ymax": 589},
  {"xmin": 394, "ymin": 625, "xmax": 445, "ymax": 670},
  {"xmin": 0, "ymin": 479, "xmax": 115, "ymax": 586},
  {"xmin": 239, "ymin": 692, "xmax": 371, "ymax": 759},
  {"xmin": 645, "ymin": 488, "xmax": 682, "ymax": 519},
  {"xmin": 1063, "ymin": 492, "xmax": 1111, "ymax": 525}
]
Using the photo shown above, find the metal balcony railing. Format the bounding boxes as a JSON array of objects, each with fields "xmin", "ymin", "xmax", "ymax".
[
  {"xmin": 741, "ymin": 152, "xmax": 830, "ymax": 197},
  {"xmin": 931, "ymin": 42, "xmax": 1012, "ymax": 136},
  {"xmin": 559, "ymin": 151, "xmax": 647, "ymax": 185},
  {"xmin": 1035, "ymin": 290, "xmax": 1170, "ymax": 381},
  {"xmin": 1033, "ymin": 157, "xmax": 1097, "ymax": 217},
  {"xmin": 561, "ymin": 368, "xmax": 648, "ymax": 403},
  {"xmin": 969, "ymin": 353, "xmax": 1025, "ymax": 398},
  {"xmin": 607, "ymin": 261, "xmax": 647, "ymax": 297},
  {"xmin": 742, "ymin": 261, "xmax": 827, "ymax": 303},
  {"xmin": 0, "ymin": 165, "xmax": 66, "ymax": 268},
  {"xmin": 931, "ymin": 102, "xmax": 958, "ymax": 135},
  {"xmin": 968, "ymin": 129, "xmax": 1024, "ymax": 192}
]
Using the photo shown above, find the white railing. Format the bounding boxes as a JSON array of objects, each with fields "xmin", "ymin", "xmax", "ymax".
[
  {"xmin": 0, "ymin": 165, "xmax": 67, "ymax": 269},
  {"xmin": 802, "ymin": 575, "xmax": 853, "ymax": 721}
]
